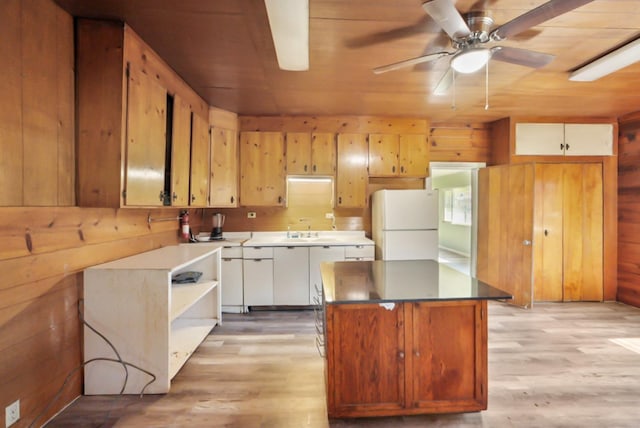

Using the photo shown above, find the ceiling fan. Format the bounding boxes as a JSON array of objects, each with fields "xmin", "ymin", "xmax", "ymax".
[{"xmin": 373, "ymin": 0, "xmax": 595, "ymax": 94}]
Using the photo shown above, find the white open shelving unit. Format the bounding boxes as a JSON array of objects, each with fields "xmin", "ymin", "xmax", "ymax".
[{"xmin": 83, "ymin": 245, "xmax": 222, "ymax": 394}]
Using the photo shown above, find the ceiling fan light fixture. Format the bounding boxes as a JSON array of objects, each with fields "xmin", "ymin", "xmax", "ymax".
[
  {"xmin": 569, "ymin": 37, "xmax": 640, "ymax": 82},
  {"xmin": 264, "ymin": 0, "xmax": 309, "ymax": 71},
  {"xmin": 451, "ymin": 48, "xmax": 491, "ymax": 74}
]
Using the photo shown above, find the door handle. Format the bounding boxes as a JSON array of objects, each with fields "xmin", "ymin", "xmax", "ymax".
[{"xmin": 522, "ymin": 240, "xmax": 532, "ymax": 246}]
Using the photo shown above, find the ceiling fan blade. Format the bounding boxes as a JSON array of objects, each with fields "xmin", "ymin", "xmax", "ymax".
[
  {"xmin": 433, "ymin": 68, "xmax": 454, "ymax": 95},
  {"xmin": 490, "ymin": 46, "xmax": 555, "ymax": 68},
  {"xmin": 373, "ymin": 51, "xmax": 452, "ymax": 74},
  {"xmin": 422, "ymin": 0, "xmax": 471, "ymax": 40},
  {"xmin": 490, "ymin": 0, "xmax": 594, "ymax": 41}
]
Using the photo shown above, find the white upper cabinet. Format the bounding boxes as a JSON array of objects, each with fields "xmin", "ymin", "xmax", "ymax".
[
  {"xmin": 563, "ymin": 124, "xmax": 613, "ymax": 156},
  {"xmin": 515, "ymin": 123, "xmax": 613, "ymax": 156}
]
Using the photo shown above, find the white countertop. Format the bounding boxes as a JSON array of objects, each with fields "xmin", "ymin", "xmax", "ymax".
[{"xmin": 243, "ymin": 231, "xmax": 374, "ymax": 247}]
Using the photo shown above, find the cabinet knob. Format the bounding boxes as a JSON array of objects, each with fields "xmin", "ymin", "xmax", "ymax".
[
  {"xmin": 304, "ymin": 164, "xmax": 308, "ymax": 172},
  {"xmin": 398, "ymin": 351, "xmax": 405, "ymax": 359},
  {"xmin": 191, "ymin": 194, "xmax": 196, "ymax": 202},
  {"xmin": 392, "ymin": 165, "xmax": 396, "ymax": 173},
  {"xmin": 415, "ymin": 350, "xmax": 420, "ymax": 357},
  {"xmin": 544, "ymin": 229, "xmax": 549, "ymax": 236},
  {"xmin": 523, "ymin": 239, "xmax": 532, "ymax": 246},
  {"xmin": 158, "ymin": 191, "xmax": 165, "ymax": 202},
  {"xmin": 230, "ymin": 196, "xmax": 235, "ymax": 204},
  {"xmin": 400, "ymin": 166, "xmax": 404, "ymax": 173},
  {"xmin": 338, "ymin": 196, "xmax": 342, "ymax": 204},
  {"xmin": 172, "ymin": 192, "xmax": 178, "ymax": 201},
  {"xmin": 312, "ymin": 165, "xmax": 317, "ymax": 172}
]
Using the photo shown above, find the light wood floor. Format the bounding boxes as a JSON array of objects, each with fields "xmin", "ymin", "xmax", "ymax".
[{"xmin": 46, "ymin": 302, "xmax": 640, "ymax": 427}]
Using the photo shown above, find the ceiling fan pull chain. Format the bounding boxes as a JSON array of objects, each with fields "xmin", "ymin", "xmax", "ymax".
[
  {"xmin": 451, "ymin": 69, "xmax": 457, "ymax": 110},
  {"xmin": 485, "ymin": 60, "xmax": 489, "ymax": 110}
]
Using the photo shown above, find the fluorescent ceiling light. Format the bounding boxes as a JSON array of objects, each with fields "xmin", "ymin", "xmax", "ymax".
[
  {"xmin": 451, "ymin": 48, "xmax": 491, "ymax": 74},
  {"xmin": 264, "ymin": 0, "xmax": 309, "ymax": 71},
  {"xmin": 569, "ymin": 37, "xmax": 640, "ymax": 82}
]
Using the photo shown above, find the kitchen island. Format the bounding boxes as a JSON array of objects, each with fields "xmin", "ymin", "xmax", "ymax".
[{"xmin": 319, "ymin": 260, "xmax": 511, "ymax": 418}]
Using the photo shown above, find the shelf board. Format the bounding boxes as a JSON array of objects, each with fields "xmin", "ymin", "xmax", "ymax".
[
  {"xmin": 169, "ymin": 317, "xmax": 218, "ymax": 379},
  {"xmin": 171, "ymin": 280, "xmax": 218, "ymax": 321}
]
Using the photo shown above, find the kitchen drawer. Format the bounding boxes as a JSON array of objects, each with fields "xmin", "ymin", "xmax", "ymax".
[
  {"xmin": 243, "ymin": 246, "xmax": 274, "ymax": 259},
  {"xmin": 221, "ymin": 246, "xmax": 243, "ymax": 258},
  {"xmin": 345, "ymin": 245, "xmax": 374, "ymax": 259}
]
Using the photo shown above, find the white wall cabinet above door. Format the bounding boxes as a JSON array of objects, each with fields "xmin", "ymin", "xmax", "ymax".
[
  {"xmin": 563, "ymin": 124, "xmax": 613, "ymax": 156},
  {"xmin": 515, "ymin": 123, "xmax": 613, "ymax": 156}
]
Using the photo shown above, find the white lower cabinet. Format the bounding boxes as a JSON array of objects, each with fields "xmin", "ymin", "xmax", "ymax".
[
  {"xmin": 274, "ymin": 246, "xmax": 310, "ymax": 305},
  {"xmin": 345, "ymin": 244, "xmax": 375, "ymax": 261},
  {"xmin": 221, "ymin": 248, "xmax": 243, "ymax": 312},
  {"xmin": 309, "ymin": 246, "xmax": 346, "ymax": 304},
  {"xmin": 243, "ymin": 246, "xmax": 274, "ymax": 307}
]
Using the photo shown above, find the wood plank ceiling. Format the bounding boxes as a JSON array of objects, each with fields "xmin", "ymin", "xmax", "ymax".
[{"xmin": 54, "ymin": 0, "xmax": 640, "ymax": 123}]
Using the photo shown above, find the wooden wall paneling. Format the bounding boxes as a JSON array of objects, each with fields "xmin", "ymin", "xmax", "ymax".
[
  {"xmin": 76, "ymin": 19, "xmax": 126, "ymax": 208},
  {"xmin": 429, "ymin": 123, "xmax": 491, "ymax": 163},
  {"xmin": 56, "ymin": 5, "xmax": 75, "ymax": 206},
  {"xmin": 209, "ymin": 106, "xmax": 238, "ymax": 131},
  {"xmin": 0, "ymin": 0, "xmax": 23, "ymax": 206},
  {"xmin": 239, "ymin": 116, "xmax": 429, "ymax": 134},
  {"xmin": 488, "ymin": 118, "xmax": 511, "ymax": 166},
  {"xmin": 601, "ymin": 154, "xmax": 618, "ymax": 301},
  {"xmin": 22, "ymin": 0, "xmax": 59, "ymax": 206}
]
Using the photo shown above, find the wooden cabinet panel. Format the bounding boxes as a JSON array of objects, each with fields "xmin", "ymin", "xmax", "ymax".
[
  {"xmin": 286, "ymin": 132, "xmax": 312, "ymax": 175},
  {"xmin": 336, "ymin": 133, "xmax": 368, "ymax": 208},
  {"xmin": 325, "ymin": 300, "xmax": 487, "ymax": 418},
  {"xmin": 209, "ymin": 127, "xmax": 238, "ymax": 207},
  {"xmin": 326, "ymin": 303, "xmax": 405, "ymax": 415},
  {"xmin": 311, "ymin": 132, "xmax": 336, "ymax": 175},
  {"xmin": 189, "ymin": 113, "xmax": 210, "ymax": 207},
  {"xmin": 410, "ymin": 301, "xmax": 486, "ymax": 410},
  {"xmin": 369, "ymin": 134, "xmax": 399, "ymax": 176},
  {"xmin": 124, "ymin": 65, "xmax": 167, "ymax": 206},
  {"xmin": 286, "ymin": 132, "xmax": 336, "ymax": 175},
  {"xmin": 399, "ymin": 134, "xmax": 429, "ymax": 176},
  {"xmin": 170, "ymin": 94, "xmax": 192, "ymax": 206},
  {"xmin": 240, "ymin": 132, "xmax": 286, "ymax": 206}
]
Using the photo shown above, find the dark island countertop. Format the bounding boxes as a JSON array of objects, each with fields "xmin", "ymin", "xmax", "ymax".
[{"xmin": 320, "ymin": 260, "xmax": 512, "ymax": 304}]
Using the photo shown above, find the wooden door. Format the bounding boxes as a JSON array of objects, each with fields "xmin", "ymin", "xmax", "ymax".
[
  {"xmin": 326, "ymin": 303, "xmax": 405, "ymax": 417},
  {"xmin": 476, "ymin": 164, "xmax": 534, "ymax": 307},
  {"xmin": 189, "ymin": 113, "xmax": 209, "ymax": 207},
  {"xmin": 409, "ymin": 301, "xmax": 487, "ymax": 412},
  {"xmin": 563, "ymin": 163, "xmax": 603, "ymax": 301},
  {"xmin": 209, "ymin": 127, "xmax": 238, "ymax": 207},
  {"xmin": 311, "ymin": 132, "xmax": 336, "ymax": 175},
  {"xmin": 286, "ymin": 132, "xmax": 312, "ymax": 174},
  {"xmin": 240, "ymin": 131, "xmax": 286, "ymax": 206},
  {"xmin": 170, "ymin": 94, "xmax": 191, "ymax": 206},
  {"xmin": 533, "ymin": 164, "xmax": 564, "ymax": 301},
  {"xmin": 399, "ymin": 134, "xmax": 429, "ymax": 177},
  {"xmin": 336, "ymin": 133, "xmax": 368, "ymax": 208},
  {"xmin": 125, "ymin": 65, "xmax": 166, "ymax": 206},
  {"xmin": 368, "ymin": 134, "xmax": 399, "ymax": 176}
]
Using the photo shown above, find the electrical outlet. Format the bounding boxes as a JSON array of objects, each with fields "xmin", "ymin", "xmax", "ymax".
[
  {"xmin": 325, "ymin": 212, "xmax": 334, "ymax": 219},
  {"xmin": 5, "ymin": 399, "xmax": 20, "ymax": 427},
  {"xmin": 247, "ymin": 212, "xmax": 256, "ymax": 218}
]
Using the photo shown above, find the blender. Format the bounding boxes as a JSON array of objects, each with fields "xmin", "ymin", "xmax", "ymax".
[{"xmin": 210, "ymin": 213, "xmax": 225, "ymax": 240}]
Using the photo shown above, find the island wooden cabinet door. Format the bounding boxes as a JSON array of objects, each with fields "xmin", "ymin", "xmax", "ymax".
[
  {"xmin": 325, "ymin": 303, "xmax": 406, "ymax": 417},
  {"xmin": 408, "ymin": 301, "xmax": 487, "ymax": 412},
  {"xmin": 239, "ymin": 131, "xmax": 286, "ymax": 206},
  {"xmin": 209, "ymin": 126, "xmax": 238, "ymax": 207}
]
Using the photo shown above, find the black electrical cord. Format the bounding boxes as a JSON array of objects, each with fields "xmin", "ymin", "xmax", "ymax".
[{"xmin": 29, "ymin": 300, "xmax": 157, "ymax": 428}]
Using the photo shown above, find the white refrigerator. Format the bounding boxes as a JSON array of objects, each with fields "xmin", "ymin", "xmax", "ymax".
[{"xmin": 372, "ymin": 189, "xmax": 439, "ymax": 260}]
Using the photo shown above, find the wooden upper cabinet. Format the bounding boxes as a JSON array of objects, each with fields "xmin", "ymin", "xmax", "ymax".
[
  {"xmin": 170, "ymin": 94, "xmax": 192, "ymax": 206},
  {"xmin": 240, "ymin": 131, "xmax": 286, "ymax": 206},
  {"xmin": 286, "ymin": 132, "xmax": 336, "ymax": 175},
  {"xmin": 368, "ymin": 134, "xmax": 399, "ymax": 176},
  {"xmin": 76, "ymin": 19, "xmax": 210, "ymax": 207},
  {"xmin": 336, "ymin": 133, "xmax": 368, "ymax": 208},
  {"xmin": 189, "ymin": 113, "xmax": 210, "ymax": 207},
  {"xmin": 369, "ymin": 134, "xmax": 429, "ymax": 177},
  {"xmin": 399, "ymin": 134, "xmax": 430, "ymax": 176},
  {"xmin": 124, "ymin": 65, "xmax": 167, "ymax": 206},
  {"xmin": 209, "ymin": 126, "xmax": 238, "ymax": 207}
]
